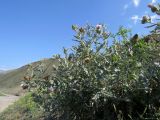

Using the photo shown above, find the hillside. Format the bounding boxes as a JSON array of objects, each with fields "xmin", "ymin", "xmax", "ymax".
[
  {"xmin": 0, "ymin": 70, "xmax": 4, "ymax": 73},
  {"xmin": 0, "ymin": 58, "xmax": 59, "ymax": 95}
]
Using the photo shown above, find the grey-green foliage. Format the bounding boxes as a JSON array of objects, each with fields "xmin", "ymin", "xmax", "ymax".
[{"xmin": 25, "ymin": 23, "xmax": 160, "ymax": 120}]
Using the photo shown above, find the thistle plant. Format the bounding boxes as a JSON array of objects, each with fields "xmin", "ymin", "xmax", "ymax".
[
  {"xmin": 24, "ymin": 23, "xmax": 160, "ymax": 120},
  {"xmin": 24, "ymin": 3, "xmax": 160, "ymax": 120}
]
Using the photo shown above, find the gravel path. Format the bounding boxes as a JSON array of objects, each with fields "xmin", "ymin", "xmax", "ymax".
[{"xmin": 0, "ymin": 95, "xmax": 19, "ymax": 112}]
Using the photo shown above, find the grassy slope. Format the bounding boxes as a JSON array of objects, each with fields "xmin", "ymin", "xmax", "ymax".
[
  {"xmin": 0, "ymin": 93, "xmax": 44, "ymax": 120},
  {"xmin": 0, "ymin": 66, "xmax": 29, "ymax": 94},
  {"xmin": 0, "ymin": 58, "xmax": 59, "ymax": 95}
]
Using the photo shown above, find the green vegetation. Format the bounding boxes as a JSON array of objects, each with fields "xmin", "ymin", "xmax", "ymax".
[
  {"xmin": 27, "ymin": 24, "xmax": 160, "ymax": 120},
  {"xmin": 24, "ymin": 3, "xmax": 160, "ymax": 120},
  {"xmin": 0, "ymin": 93, "xmax": 44, "ymax": 120},
  {"xmin": 0, "ymin": 92, "xmax": 5, "ymax": 96}
]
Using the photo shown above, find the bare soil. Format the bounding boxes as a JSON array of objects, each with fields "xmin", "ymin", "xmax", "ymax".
[{"xmin": 0, "ymin": 95, "xmax": 19, "ymax": 112}]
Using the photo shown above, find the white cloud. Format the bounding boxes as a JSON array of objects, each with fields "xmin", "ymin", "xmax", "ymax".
[
  {"xmin": 151, "ymin": 0, "xmax": 157, "ymax": 3},
  {"xmin": 122, "ymin": 2, "xmax": 132, "ymax": 16},
  {"xmin": 131, "ymin": 15, "xmax": 141, "ymax": 24},
  {"xmin": 150, "ymin": 15, "xmax": 159, "ymax": 22},
  {"xmin": 132, "ymin": 0, "xmax": 141, "ymax": 7},
  {"xmin": 123, "ymin": 4, "xmax": 129, "ymax": 10}
]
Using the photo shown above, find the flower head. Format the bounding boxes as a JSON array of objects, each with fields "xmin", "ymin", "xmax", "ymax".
[
  {"xmin": 96, "ymin": 24, "xmax": 103, "ymax": 34},
  {"xmin": 96, "ymin": 24, "xmax": 102, "ymax": 29}
]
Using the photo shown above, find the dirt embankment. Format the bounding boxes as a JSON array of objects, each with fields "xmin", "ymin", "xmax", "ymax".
[{"xmin": 0, "ymin": 95, "xmax": 19, "ymax": 112}]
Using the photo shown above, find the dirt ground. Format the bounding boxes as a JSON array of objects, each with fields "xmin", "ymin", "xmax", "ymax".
[{"xmin": 0, "ymin": 95, "xmax": 19, "ymax": 112}]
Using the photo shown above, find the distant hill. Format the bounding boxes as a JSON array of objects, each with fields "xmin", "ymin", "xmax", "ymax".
[
  {"xmin": 0, "ymin": 70, "xmax": 4, "ymax": 73},
  {"xmin": 0, "ymin": 70, "xmax": 7, "ymax": 74},
  {"xmin": 0, "ymin": 70, "xmax": 13, "ymax": 74},
  {"xmin": 0, "ymin": 58, "xmax": 59, "ymax": 95}
]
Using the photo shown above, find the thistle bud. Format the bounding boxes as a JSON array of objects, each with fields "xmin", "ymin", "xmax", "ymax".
[
  {"xmin": 131, "ymin": 34, "xmax": 139, "ymax": 44},
  {"xmin": 20, "ymin": 83, "xmax": 29, "ymax": 90},
  {"xmin": 43, "ymin": 75, "xmax": 49, "ymax": 80},
  {"xmin": 79, "ymin": 27, "xmax": 85, "ymax": 33},
  {"xmin": 84, "ymin": 57, "xmax": 90, "ymax": 63},
  {"xmin": 141, "ymin": 16, "xmax": 151, "ymax": 24},
  {"xmin": 102, "ymin": 32, "xmax": 109, "ymax": 39},
  {"xmin": 148, "ymin": 3, "xmax": 158, "ymax": 13}
]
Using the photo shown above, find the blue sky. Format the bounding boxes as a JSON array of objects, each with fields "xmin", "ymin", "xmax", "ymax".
[{"xmin": 0, "ymin": 0, "xmax": 159, "ymax": 70}]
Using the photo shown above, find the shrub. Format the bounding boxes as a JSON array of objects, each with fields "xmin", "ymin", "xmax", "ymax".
[{"xmin": 25, "ymin": 3, "xmax": 160, "ymax": 120}]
